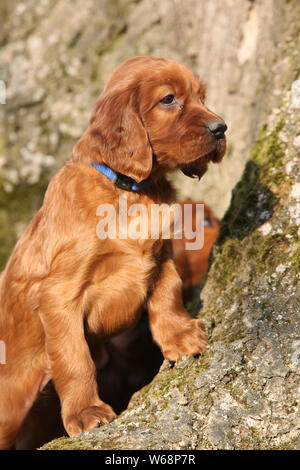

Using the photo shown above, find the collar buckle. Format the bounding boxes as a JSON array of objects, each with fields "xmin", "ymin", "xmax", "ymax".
[{"xmin": 115, "ymin": 173, "xmax": 134, "ymax": 191}]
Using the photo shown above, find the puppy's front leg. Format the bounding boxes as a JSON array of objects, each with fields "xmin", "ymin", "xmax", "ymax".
[
  {"xmin": 147, "ymin": 242, "xmax": 207, "ymax": 362},
  {"xmin": 39, "ymin": 296, "xmax": 116, "ymax": 437}
]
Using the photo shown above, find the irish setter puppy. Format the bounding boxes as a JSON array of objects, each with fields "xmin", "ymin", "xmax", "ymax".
[
  {"xmin": 15, "ymin": 201, "xmax": 220, "ymax": 450},
  {"xmin": 0, "ymin": 56, "xmax": 226, "ymax": 449},
  {"xmin": 173, "ymin": 201, "xmax": 220, "ymax": 301}
]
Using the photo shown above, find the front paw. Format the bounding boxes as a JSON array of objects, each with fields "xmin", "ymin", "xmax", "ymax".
[
  {"xmin": 65, "ymin": 402, "xmax": 116, "ymax": 436},
  {"xmin": 161, "ymin": 318, "xmax": 207, "ymax": 362}
]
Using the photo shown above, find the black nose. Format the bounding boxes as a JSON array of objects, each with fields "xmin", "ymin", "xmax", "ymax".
[{"xmin": 207, "ymin": 120, "xmax": 227, "ymax": 140}]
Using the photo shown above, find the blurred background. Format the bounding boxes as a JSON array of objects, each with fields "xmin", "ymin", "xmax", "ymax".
[{"xmin": 0, "ymin": 0, "xmax": 292, "ymax": 269}]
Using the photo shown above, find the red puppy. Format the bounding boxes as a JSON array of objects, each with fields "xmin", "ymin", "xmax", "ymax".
[{"xmin": 0, "ymin": 56, "xmax": 226, "ymax": 448}]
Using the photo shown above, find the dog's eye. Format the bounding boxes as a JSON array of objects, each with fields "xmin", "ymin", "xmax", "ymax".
[{"xmin": 160, "ymin": 94, "xmax": 175, "ymax": 105}]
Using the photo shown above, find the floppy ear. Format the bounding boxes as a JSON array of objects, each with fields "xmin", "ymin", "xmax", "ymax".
[{"xmin": 73, "ymin": 86, "xmax": 153, "ymax": 183}]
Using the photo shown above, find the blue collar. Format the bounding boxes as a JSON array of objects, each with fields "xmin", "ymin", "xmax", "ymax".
[{"xmin": 91, "ymin": 163, "xmax": 152, "ymax": 191}]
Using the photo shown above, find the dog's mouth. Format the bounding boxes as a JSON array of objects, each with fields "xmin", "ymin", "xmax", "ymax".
[{"xmin": 181, "ymin": 139, "xmax": 226, "ymax": 179}]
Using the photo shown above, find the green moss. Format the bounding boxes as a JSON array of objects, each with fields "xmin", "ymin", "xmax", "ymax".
[
  {"xmin": 196, "ymin": 439, "xmax": 213, "ymax": 450},
  {"xmin": 138, "ymin": 382, "xmax": 153, "ymax": 398},
  {"xmin": 244, "ymin": 220, "xmax": 300, "ymax": 279},
  {"xmin": 250, "ymin": 120, "xmax": 286, "ymax": 187},
  {"xmin": 236, "ymin": 427, "xmax": 269, "ymax": 450},
  {"xmin": 212, "ymin": 239, "xmax": 241, "ymax": 290},
  {"xmin": 0, "ymin": 174, "xmax": 48, "ymax": 270},
  {"xmin": 251, "ymin": 232, "xmax": 288, "ymax": 273},
  {"xmin": 219, "ymin": 162, "xmax": 277, "ymax": 243},
  {"xmin": 286, "ymin": 400, "xmax": 298, "ymax": 414},
  {"xmin": 39, "ymin": 436, "xmax": 94, "ymax": 450},
  {"xmin": 40, "ymin": 434, "xmax": 129, "ymax": 451},
  {"xmin": 202, "ymin": 117, "xmax": 297, "ymax": 302},
  {"xmin": 269, "ymin": 436, "xmax": 299, "ymax": 450},
  {"xmin": 221, "ymin": 328, "xmax": 246, "ymax": 345},
  {"xmin": 226, "ymin": 430, "xmax": 235, "ymax": 441},
  {"xmin": 291, "ymin": 244, "xmax": 300, "ymax": 274},
  {"xmin": 218, "ymin": 121, "xmax": 287, "ymax": 245}
]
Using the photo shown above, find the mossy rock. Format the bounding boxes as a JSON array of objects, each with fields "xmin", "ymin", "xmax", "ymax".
[{"xmin": 0, "ymin": 174, "xmax": 48, "ymax": 270}]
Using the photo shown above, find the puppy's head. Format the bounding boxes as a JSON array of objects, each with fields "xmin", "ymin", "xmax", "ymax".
[{"xmin": 73, "ymin": 56, "xmax": 227, "ymax": 182}]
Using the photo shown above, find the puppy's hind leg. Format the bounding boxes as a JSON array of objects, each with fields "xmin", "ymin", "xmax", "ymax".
[
  {"xmin": 0, "ymin": 412, "xmax": 23, "ymax": 450},
  {"xmin": 0, "ymin": 360, "xmax": 48, "ymax": 449}
]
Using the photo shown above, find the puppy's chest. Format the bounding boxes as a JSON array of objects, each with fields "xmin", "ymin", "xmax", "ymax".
[
  {"xmin": 93, "ymin": 191, "xmax": 173, "ymax": 282},
  {"xmin": 109, "ymin": 237, "xmax": 161, "ymax": 274}
]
